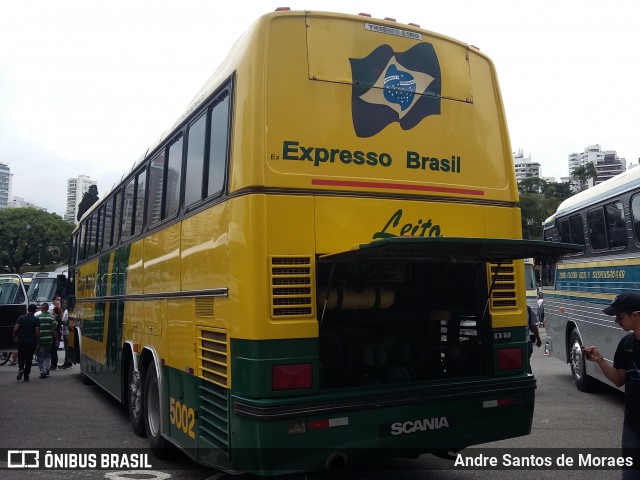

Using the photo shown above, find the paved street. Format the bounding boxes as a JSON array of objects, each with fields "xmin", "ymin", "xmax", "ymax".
[{"xmin": 0, "ymin": 339, "xmax": 629, "ymax": 480}]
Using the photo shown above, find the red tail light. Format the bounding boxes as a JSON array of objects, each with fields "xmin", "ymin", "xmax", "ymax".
[
  {"xmin": 272, "ymin": 363, "xmax": 312, "ymax": 390},
  {"xmin": 497, "ymin": 347, "xmax": 522, "ymax": 370}
]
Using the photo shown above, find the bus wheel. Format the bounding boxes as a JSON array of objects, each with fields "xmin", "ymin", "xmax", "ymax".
[
  {"xmin": 144, "ymin": 364, "xmax": 171, "ymax": 456},
  {"xmin": 128, "ymin": 362, "xmax": 146, "ymax": 436},
  {"xmin": 569, "ymin": 330, "xmax": 597, "ymax": 392}
]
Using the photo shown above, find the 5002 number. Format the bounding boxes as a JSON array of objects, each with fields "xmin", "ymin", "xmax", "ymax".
[{"xmin": 169, "ymin": 397, "xmax": 196, "ymax": 439}]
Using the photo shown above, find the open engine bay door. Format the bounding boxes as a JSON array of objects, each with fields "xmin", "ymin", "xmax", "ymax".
[{"xmin": 319, "ymin": 236, "xmax": 583, "ymax": 264}]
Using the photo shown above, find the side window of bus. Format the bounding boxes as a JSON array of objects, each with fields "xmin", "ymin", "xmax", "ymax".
[
  {"xmin": 166, "ymin": 137, "xmax": 183, "ymax": 218},
  {"xmin": 632, "ymin": 194, "xmax": 640, "ymax": 243},
  {"xmin": 184, "ymin": 113, "xmax": 207, "ymax": 208},
  {"xmin": 74, "ymin": 233, "xmax": 79, "ymax": 263},
  {"xmin": 96, "ymin": 206, "xmax": 105, "ymax": 253},
  {"xmin": 122, "ymin": 178, "xmax": 135, "ymax": 237},
  {"xmin": 559, "ymin": 215, "xmax": 585, "ymax": 253},
  {"xmin": 71, "ymin": 232, "xmax": 79, "ymax": 265},
  {"xmin": 113, "ymin": 190, "xmax": 122, "ymax": 245},
  {"xmin": 587, "ymin": 208, "xmax": 607, "ymax": 250},
  {"xmin": 147, "ymin": 152, "xmax": 165, "ymax": 226},
  {"xmin": 79, "ymin": 223, "xmax": 87, "ymax": 261},
  {"xmin": 207, "ymin": 94, "xmax": 229, "ymax": 198},
  {"xmin": 558, "ymin": 219, "xmax": 571, "ymax": 244},
  {"xmin": 103, "ymin": 196, "xmax": 114, "ymax": 249},
  {"xmin": 133, "ymin": 168, "xmax": 147, "ymax": 236},
  {"xmin": 568, "ymin": 214, "xmax": 585, "ymax": 246},
  {"xmin": 87, "ymin": 214, "xmax": 96, "ymax": 257},
  {"xmin": 605, "ymin": 202, "xmax": 627, "ymax": 249}
]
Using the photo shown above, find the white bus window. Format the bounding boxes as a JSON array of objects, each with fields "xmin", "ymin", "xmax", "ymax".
[
  {"xmin": 568, "ymin": 214, "xmax": 585, "ymax": 246},
  {"xmin": 605, "ymin": 202, "xmax": 627, "ymax": 249},
  {"xmin": 632, "ymin": 194, "xmax": 640, "ymax": 243},
  {"xmin": 524, "ymin": 262, "xmax": 537, "ymax": 291},
  {"xmin": 587, "ymin": 208, "xmax": 607, "ymax": 250}
]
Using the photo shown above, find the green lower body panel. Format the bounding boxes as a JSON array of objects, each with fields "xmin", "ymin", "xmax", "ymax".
[{"xmin": 223, "ymin": 376, "xmax": 535, "ymax": 475}]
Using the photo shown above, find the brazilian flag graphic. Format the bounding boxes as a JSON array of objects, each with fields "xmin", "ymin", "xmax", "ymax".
[{"xmin": 350, "ymin": 43, "xmax": 441, "ymax": 138}]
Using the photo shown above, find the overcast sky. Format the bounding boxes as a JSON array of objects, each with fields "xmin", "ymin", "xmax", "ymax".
[{"xmin": 1, "ymin": 0, "xmax": 638, "ymax": 217}]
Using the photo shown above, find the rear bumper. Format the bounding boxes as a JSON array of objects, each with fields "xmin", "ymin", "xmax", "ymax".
[
  {"xmin": 223, "ymin": 376, "xmax": 536, "ymax": 475},
  {"xmin": 234, "ymin": 376, "xmax": 536, "ymax": 419}
]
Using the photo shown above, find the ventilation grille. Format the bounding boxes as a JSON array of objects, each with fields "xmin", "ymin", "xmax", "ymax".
[
  {"xmin": 198, "ymin": 382, "xmax": 229, "ymax": 451},
  {"xmin": 198, "ymin": 328, "xmax": 229, "ymax": 388},
  {"xmin": 270, "ymin": 256, "xmax": 315, "ymax": 318},
  {"xmin": 195, "ymin": 297, "xmax": 214, "ymax": 318},
  {"xmin": 488, "ymin": 262, "xmax": 516, "ymax": 308}
]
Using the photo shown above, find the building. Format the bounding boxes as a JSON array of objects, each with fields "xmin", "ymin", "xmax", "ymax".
[
  {"xmin": 0, "ymin": 162, "xmax": 13, "ymax": 210},
  {"xmin": 9, "ymin": 196, "xmax": 47, "ymax": 211},
  {"xmin": 513, "ymin": 150, "xmax": 541, "ymax": 182},
  {"xmin": 65, "ymin": 175, "xmax": 97, "ymax": 223},
  {"xmin": 568, "ymin": 144, "xmax": 626, "ymax": 188},
  {"xmin": 595, "ymin": 151, "xmax": 626, "ymax": 184}
]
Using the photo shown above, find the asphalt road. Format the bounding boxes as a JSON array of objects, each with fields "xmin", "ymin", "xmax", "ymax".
[{"xmin": 0, "ymin": 337, "xmax": 629, "ymax": 480}]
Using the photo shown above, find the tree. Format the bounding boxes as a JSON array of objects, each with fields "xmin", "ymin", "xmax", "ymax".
[
  {"xmin": 571, "ymin": 162, "xmax": 597, "ymax": 191},
  {"xmin": 0, "ymin": 208, "xmax": 74, "ymax": 273},
  {"xmin": 518, "ymin": 177, "xmax": 547, "ymax": 195},
  {"xmin": 519, "ymin": 193, "xmax": 549, "ymax": 239},
  {"xmin": 518, "ymin": 179, "xmax": 571, "ymax": 239},
  {"xmin": 77, "ymin": 184, "xmax": 100, "ymax": 221},
  {"xmin": 541, "ymin": 181, "xmax": 573, "ymax": 201}
]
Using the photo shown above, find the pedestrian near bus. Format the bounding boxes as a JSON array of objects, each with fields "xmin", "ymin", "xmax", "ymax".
[
  {"xmin": 13, "ymin": 303, "xmax": 40, "ymax": 382},
  {"xmin": 61, "ymin": 307, "xmax": 73, "ymax": 369},
  {"xmin": 50, "ymin": 306, "xmax": 63, "ymax": 370},
  {"xmin": 35, "ymin": 303, "xmax": 57, "ymax": 379},
  {"xmin": 583, "ymin": 291, "xmax": 640, "ymax": 479},
  {"xmin": 527, "ymin": 305, "xmax": 541, "ymax": 374},
  {"xmin": 537, "ymin": 292, "xmax": 545, "ymax": 328}
]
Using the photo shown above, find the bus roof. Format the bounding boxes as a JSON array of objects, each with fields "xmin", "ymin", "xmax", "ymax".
[
  {"xmin": 78, "ymin": 9, "xmax": 513, "ymax": 227},
  {"xmin": 553, "ymin": 166, "xmax": 640, "ymax": 220}
]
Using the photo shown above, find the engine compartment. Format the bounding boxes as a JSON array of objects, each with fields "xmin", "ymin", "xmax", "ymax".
[{"xmin": 316, "ymin": 260, "xmax": 492, "ymax": 389}]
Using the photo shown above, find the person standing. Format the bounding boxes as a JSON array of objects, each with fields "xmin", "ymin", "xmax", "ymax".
[
  {"xmin": 61, "ymin": 306, "xmax": 73, "ymax": 369},
  {"xmin": 537, "ymin": 292, "xmax": 545, "ymax": 327},
  {"xmin": 35, "ymin": 303, "xmax": 57, "ymax": 379},
  {"xmin": 13, "ymin": 304, "xmax": 40, "ymax": 382},
  {"xmin": 527, "ymin": 305, "xmax": 541, "ymax": 374},
  {"xmin": 584, "ymin": 291, "xmax": 640, "ymax": 479},
  {"xmin": 50, "ymin": 306, "xmax": 63, "ymax": 370}
]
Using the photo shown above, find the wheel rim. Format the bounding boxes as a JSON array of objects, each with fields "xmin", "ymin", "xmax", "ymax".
[
  {"xmin": 129, "ymin": 370, "xmax": 142, "ymax": 420},
  {"xmin": 570, "ymin": 339, "xmax": 585, "ymax": 381},
  {"xmin": 147, "ymin": 375, "xmax": 160, "ymax": 437}
]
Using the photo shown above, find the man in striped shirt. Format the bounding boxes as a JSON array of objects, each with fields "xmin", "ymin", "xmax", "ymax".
[{"xmin": 35, "ymin": 303, "xmax": 58, "ymax": 379}]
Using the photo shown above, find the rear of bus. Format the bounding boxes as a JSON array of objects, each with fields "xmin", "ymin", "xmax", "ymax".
[{"xmin": 214, "ymin": 10, "xmax": 534, "ymax": 473}]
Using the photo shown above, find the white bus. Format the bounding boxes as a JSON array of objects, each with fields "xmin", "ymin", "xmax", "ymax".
[
  {"xmin": 542, "ymin": 167, "xmax": 640, "ymax": 391},
  {"xmin": 26, "ymin": 267, "xmax": 68, "ymax": 307}
]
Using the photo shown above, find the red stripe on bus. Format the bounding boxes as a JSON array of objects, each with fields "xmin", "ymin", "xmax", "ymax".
[{"xmin": 311, "ymin": 179, "xmax": 484, "ymax": 196}]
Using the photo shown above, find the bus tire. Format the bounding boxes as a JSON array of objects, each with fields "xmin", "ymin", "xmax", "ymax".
[
  {"xmin": 569, "ymin": 330, "xmax": 598, "ymax": 392},
  {"xmin": 80, "ymin": 371, "xmax": 94, "ymax": 385},
  {"xmin": 144, "ymin": 363, "xmax": 171, "ymax": 456},
  {"xmin": 128, "ymin": 362, "xmax": 146, "ymax": 436}
]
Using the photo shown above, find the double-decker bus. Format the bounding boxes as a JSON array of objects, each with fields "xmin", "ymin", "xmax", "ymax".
[
  {"xmin": 68, "ymin": 9, "xmax": 577, "ymax": 474},
  {"xmin": 543, "ymin": 166, "xmax": 640, "ymax": 392}
]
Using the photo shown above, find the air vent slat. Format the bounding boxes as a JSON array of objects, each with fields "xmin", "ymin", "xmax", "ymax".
[{"xmin": 270, "ymin": 256, "xmax": 315, "ymax": 319}]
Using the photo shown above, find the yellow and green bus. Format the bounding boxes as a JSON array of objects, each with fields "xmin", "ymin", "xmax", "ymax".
[{"xmin": 68, "ymin": 9, "xmax": 577, "ymax": 475}]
